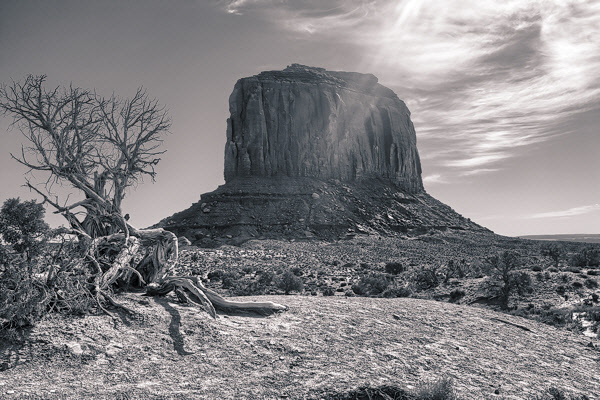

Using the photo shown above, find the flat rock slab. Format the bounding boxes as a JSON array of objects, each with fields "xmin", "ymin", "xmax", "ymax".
[{"xmin": 1, "ymin": 295, "xmax": 598, "ymax": 399}]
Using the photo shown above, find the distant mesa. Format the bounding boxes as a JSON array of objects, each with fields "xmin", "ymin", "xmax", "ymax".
[{"xmin": 156, "ymin": 65, "xmax": 485, "ymax": 244}]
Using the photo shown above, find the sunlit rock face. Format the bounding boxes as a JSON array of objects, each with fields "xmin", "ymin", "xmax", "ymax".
[{"xmin": 224, "ymin": 64, "xmax": 423, "ymax": 193}]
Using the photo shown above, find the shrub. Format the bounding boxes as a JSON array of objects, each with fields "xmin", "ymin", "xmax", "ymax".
[
  {"xmin": 257, "ymin": 270, "xmax": 274, "ymax": 286},
  {"xmin": 207, "ymin": 270, "xmax": 224, "ymax": 281},
  {"xmin": 449, "ymin": 289, "xmax": 466, "ymax": 302},
  {"xmin": 569, "ymin": 253, "xmax": 587, "ymax": 268},
  {"xmin": 572, "ymin": 281, "xmax": 583, "ymax": 288},
  {"xmin": 415, "ymin": 377, "xmax": 457, "ymax": 400},
  {"xmin": 548, "ymin": 267, "xmax": 559, "ymax": 273},
  {"xmin": 352, "ymin": 273, "xmax": 390, "ymax": 296},
  {"xmin": 221, "ymin": 271, "xmax": 241, "ymax": 289},
  {"xmin": 322, "ymin": 286, "xmax": 336, "ymax": 296},
  {"xmin": 276, "ymin": 269, "xmax": 304, "ymax": 294},
  {"xmin": 592, "ymin": 293, "xmax": 599, "ymax": 302},
  {"xmin": 587, "ymin": 270, "xmax": 599, "ymax": 276},
  {"xmin": 414, "ymin": 265, "xmax": 441, "ymax": 290},
  {"xmin": 0, "ymin": 198, "xmax": 49, "ymax": 259},
  {"xmin": 540, "ymin": 242, "xmax": 564, "ymax": 268},
  {"xmin": 381, "ymin": 285, "xmax": 412, "ymax": 298},
  {"xmin": 532, "ymin": 265, "xmax": 543, "ymax": 272},
  {"xmin": 385, "ymin": 262, "xmax": 404, "ymax": 275},
  {"xmin": 291, "ymin": 266, "xmax": 303, "ymax": 276},
  {"xmin": 585, "ymin": 278, "xmax": 598, "ymax": 288},
  {"xmin": 486, "ymin": 251, "xmax": 527, "ymax": 309}
]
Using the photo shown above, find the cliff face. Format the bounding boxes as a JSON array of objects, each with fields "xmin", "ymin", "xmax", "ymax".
[{"xmin": 224, "ymin": 64, "xmax": 423, "ymax": 193}]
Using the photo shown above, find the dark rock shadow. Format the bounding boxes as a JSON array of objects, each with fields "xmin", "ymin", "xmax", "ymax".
[{"xmin": 153, "ymin": 297, "xmax": 194, "ymax": 356}]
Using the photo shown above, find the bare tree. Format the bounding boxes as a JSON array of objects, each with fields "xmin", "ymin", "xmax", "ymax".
[{"xmin": 0, "ymin": 75, "xmax": 285, "ymax": 318}]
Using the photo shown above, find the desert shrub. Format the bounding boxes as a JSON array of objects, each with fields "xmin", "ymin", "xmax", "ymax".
[
  {"xmin": 221, "ymin": 271, "xmax": 241, "ymax": 289},
  {"xmin": 485, "ymin": 251, "xmax": 531, "ymax": 309},
  {"xmin": 449, "ymin": 288, "xmax": 466, "ymax": 302},
  {"xmin": 291, "ymin": 266, "xmax": 303, "ymax": 276},
  {"xmin": 0, "ymin": 259, "xmax": 46, "ymax": 330},
  {"xmin": 569, "ymin": 253, "xmax": 587, "ymax": 268},
  {"xmin": 414, "ymin": 265, "xmax": 441, "ymax": 290},
  {"xmin": 344, "ymin": 290, "xmax": 354, "ymax": 297},
  {"xmin": 257, "ymin": 270, "xmax": 274, "ymax": 286},
  {"xmin": 587, "ymin": 269, "xmax": 599, "ymax": 276},
  {"xmin": 548, "ymin": 267, "xmax": 559, "ymax": 273},
  {"xmin": 360, "ymin": 262, "xmax": 372, "ymax": 270},
  {"xmin": 341, "ymin": 262, "xmax": 355, "ymax": 269},
  {"xmin": 531, "ymin": 265, "xmax": 543, "ymax": 272},
  {"xmin": 207, "ymin": 270, "xmax": 224, "ymax": 280},
  {"xmin": 0, "ymin": 198, "xmax": 49, "ymax": 259},
  {"xmin": 584, "ymin": 278, "xmax": 598, "ymax": 288},
  {"xmin": 242, "ymin": 266, "xmax": 254, "ymax": 275},
  {"xmin": 415, "ymin": 377, "xmax": 457, "ymax": 400},
  {"xmin": 445, "ymin": 259, "xmax": 464, "ymax": 280},
  {"xmin": 592, "ymin": 293, "xmax": 599, "ymax": 302},
  {"xmin": 190, "ymin": 252, "xmax": 199, "ymax": 262},
  {"xmin": 385, "ymin": 262, "xmax": 404, "ymax": 275},
  {"xmin": 556, "ymin": 285, "xmax": 566, "ymax": 295},
  {"xmin": 381, "ymin": 286, "xmax": 411, "ymax": 298},
  {"xmin": 352, "ymin": 273, "xmax": 390, "ymax": 296},
  {"xmin": 572, "ymin": 281, "xmax": 583, "ymax": 288},
  {"xmin": 230, "ymin": 279, "xmax": 269, "ymax": 296},
  {"xmin": 276, "ymin": 269, "xmax": 304, "ymax": 294},
  {"xmin": 540, "ymin": 242, "xmax": 564, "ymax": 268},
  {"xmin": 322, "ymin": 286, "xmax": 336, "ymax": 296}
]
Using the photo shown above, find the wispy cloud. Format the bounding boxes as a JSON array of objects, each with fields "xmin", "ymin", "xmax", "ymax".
[
  {"xmin": 422, "ymin": 174, "xmax": 446, "ymax": 185},
  {"xmin": 529, "ymin": 204, "xmax": 600, "ymax": 219},
  {"xmin": 220, "ymin": 0, "xmax": 600, "ymax": 178}
]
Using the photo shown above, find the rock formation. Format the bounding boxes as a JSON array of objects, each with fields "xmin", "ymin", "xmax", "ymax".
[
  {"xmin": 156, "ymin": 65, "xmax": 485, "ymax": 244},
  {"xmin": 224, "ymin": 64, "xmax": 423, "ymax": 193}
]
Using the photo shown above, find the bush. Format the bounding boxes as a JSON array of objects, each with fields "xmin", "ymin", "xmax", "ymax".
[
  {"xmin": 414, "ymin": 265, "xmax": 441, "ymax": 290},
  {"xmin": 257, "ymin": 270, "xmax": 274, "ymax": 286},
  {"xmin": 449, "ymin": 289, "xmax": 466, "ymax": 302},
  {"xmin": 572, "ymin": 281, "xmax": 583, "ymax": 288},
  {"xmin": 587, "ymin": 270, "xmax": 599, "ymax": 276},
  {"xmin": 276, "ymin": 269, "xmax": 304, "ymax": 294},
  {"xmin": 0, "ymin": 198, "xmax": 49, "ymax": 259},
  {"xmin": 415, "ymin": 377, "xmax": 457, "ymax": 400},
  {"xmin": 221, "ymin": 271, "xmax": 241, "ymax": 289},
  {"xmin": 585, "ymin": 278, "xmax": 598, "ymax": 288},
  {"xmin": 207, "ymin": 270, "xmax": 224, "ymax": 281},
  {"xmin": 564, "ymin": 266, "xmax": 582, "ymax": 274},
  {"xmin": 381, "ymin": 285, "xmax": 412, "ymax": 298},
  {"xmin": 352, "ymin": 273, "xmax": 390, "ymax": 296},
  {"xmin": 322, "ymin": 286, "xmax": 336, "ymax": 296},
  {"xmin": 385, "ymin": 262, "xmax": 404, "ymax": 275}
]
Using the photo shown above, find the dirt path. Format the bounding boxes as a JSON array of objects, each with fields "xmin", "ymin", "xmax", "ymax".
[{"xmin": 1, "ymin": 295, "xmax": 599, "ymax": 399}]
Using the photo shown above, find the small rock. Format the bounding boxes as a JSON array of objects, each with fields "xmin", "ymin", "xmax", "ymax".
[
  {"xmin": 392, "ymin": 314, "xmax": 400, "ymax": 320},
  {"xmin": 311, "ymin": 193, "xmax": 320, "ymax": 199},
  {"xmin": 494, "ymin": 389, "xmax": 500, "ymax": 395},
  {"xmin": 202, "ymin": 207, "xmax": 210, "ymax": 213},
  {"xmin": 7, "ymin": 390, "xmax": 15, "ymax": 394},
  {"xmin": 586, "ymin": 342, "xmax": 595, "ymax": 348},
  {"xmin": 65, "ymin": 342, "xmax": 84, "ymax": 356},
  {"xmin": 179, "ymin": 237, "xmax": 192, "ymax": 246}
]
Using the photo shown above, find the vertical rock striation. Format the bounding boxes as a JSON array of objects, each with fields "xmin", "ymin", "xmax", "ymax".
[{"xmin": 224, "ymin": 64, "xmax": 423, "ymax": 193}]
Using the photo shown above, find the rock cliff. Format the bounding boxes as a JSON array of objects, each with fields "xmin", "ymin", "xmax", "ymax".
[
  {"xmin": 156, "ymin": 65, "xmax": 487, "ymax": 244},
  {"xmin": 224, "ymin": 64, "xmax": 423, "ymax": 193}
]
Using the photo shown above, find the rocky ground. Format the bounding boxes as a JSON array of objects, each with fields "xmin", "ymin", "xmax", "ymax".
[
  {"xmin": 2, "ymin": 233, "xmax": 599, "ymax": 399},
  {"xmin": 1, "ymin": 294, "xmax": 598, "ymax": 399}
]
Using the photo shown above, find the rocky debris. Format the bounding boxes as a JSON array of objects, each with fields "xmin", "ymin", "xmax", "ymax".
[
  {"xmin": 156, "ymin": 176, "xmax": 485, "ymax": 246},
  {"xmin": 224, "ymin": 64, "xmax": 423, "ymax": 193}
]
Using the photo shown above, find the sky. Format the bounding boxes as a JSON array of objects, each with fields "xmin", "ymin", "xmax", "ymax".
[{"xmin": 0, "ymin": 0, "xmax": 598, "ymax": 237}]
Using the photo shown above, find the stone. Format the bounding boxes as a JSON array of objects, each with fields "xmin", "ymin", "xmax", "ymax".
[
  {"xmin": 65, "ymin": 342, "xmax": 83, "ymax": 356},
  {"xmin": 224, "ymin": 64, "xmax": 423, "ymax": 193}
]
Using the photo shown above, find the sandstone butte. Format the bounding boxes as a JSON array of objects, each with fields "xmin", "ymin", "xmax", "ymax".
[{"xmin": 157, "ymin": 64, "xmax": 486, "ymax": 244}]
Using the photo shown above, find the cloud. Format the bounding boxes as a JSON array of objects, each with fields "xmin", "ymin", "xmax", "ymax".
[
  {"xmin": 529, "ymin": 204, "xmax": 600, "ymax": 219},
  {"xmin": 219, "ymin": 0, "xmax": 600, "ymax": 178},
  {"xmin": 422, "ymin": 174, "xmax": 446, "ymax": 184}
]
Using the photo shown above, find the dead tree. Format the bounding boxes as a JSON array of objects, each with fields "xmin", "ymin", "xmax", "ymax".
[{"xmin": 0, "ymin": 75, "xmax": 286, "ymax": 318}]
